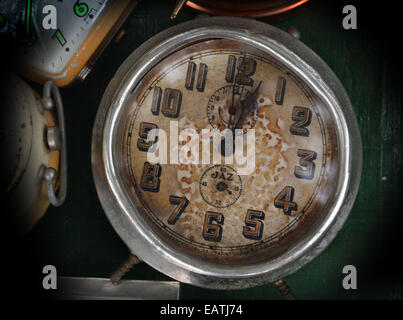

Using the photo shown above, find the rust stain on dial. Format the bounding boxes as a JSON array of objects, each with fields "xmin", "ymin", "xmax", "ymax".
[{"xmin": 122, "ymin": 40, "xmax": 339, "ymax": 265}]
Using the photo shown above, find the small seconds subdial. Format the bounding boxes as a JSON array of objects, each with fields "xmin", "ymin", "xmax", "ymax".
[
  {"xmin": 199, "ymin": 165, "xmax": 243, "ymax": 208},
  {"xmin": 207, "ymin": 85, "xmax": 258, "ymax": 133}
]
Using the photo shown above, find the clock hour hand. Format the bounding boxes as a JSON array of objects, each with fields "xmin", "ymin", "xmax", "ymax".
[
  {"xmin": 220, "ymin": 84, "xmax": 241, "ymax": 157},
  {"xmin": 228, "ymin": 83, "xmax": 242, "ymax": 131},
  {"xmin": 234, "ymin": 81, "xmax": 262, "ymax": 130},
  {"xmin": 221, "ymin": 82, "xmax": 261, "ymax": 157}
]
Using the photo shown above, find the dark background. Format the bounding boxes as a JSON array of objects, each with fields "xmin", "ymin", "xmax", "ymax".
[{"xmin": 1, "ymin": 0, "xmax": 402, "ymax": 300}]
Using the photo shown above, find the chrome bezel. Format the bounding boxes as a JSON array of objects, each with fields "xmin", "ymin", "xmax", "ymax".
[{"xmin": 91, "ymin": 17, "xmax": 362, "ymax": 289}]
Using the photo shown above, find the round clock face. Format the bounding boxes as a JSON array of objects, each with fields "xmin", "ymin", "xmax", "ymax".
[
  {"xmin": 121, "ymin": 39, "xmax": 339, "ymax": 265},
  {"xmin": 93, "ymin": 18, "xmax": 361, "ymax": 288},
  {"xmin": 19, "ymin": 0, "xmax": 108, "ymax": 73}
]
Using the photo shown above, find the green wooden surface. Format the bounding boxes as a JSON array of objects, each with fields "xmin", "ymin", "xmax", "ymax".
[{"xmin": 23, "ymin": 1, "xmax": 402, "ymax": 299}]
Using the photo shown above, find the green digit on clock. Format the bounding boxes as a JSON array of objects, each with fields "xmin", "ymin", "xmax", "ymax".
[{"xmin": 74, "ymin": 1, "xmax": 89, "ymax": 17}]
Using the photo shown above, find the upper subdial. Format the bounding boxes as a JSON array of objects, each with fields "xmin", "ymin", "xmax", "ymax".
[{"xmin": 207, "ymin": 85, "xmax": 258, "ymax": 134}]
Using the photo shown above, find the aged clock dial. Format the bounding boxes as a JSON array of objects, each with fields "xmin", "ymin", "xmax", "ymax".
[
  {"xmin": 92, "ymin": 17, "xmax": 362, "ymax": 289},
  {"xmin": 123, "ymin": 38, "xmax": 335, "ymax": 264}
]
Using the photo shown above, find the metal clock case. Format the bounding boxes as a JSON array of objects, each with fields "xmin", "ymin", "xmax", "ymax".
[
  {"xmin": 15, "ymin": 0, "xmax": 135, "ymax": 87},
  {"xmin": 2, "ymin": 74, "xmax": 67, "ymax": 233},
  {"xmin": 184, "ymin": 0, "xmax": 308, "ymax": 17},
  {"xmin": 92, "ymin": 17, "xmax": 362, "ymax": 289}
]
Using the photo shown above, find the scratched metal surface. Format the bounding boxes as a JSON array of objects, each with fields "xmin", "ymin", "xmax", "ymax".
[{"xmin": 25, "ymin": 0, "xmax": 402, "ymax": 299}]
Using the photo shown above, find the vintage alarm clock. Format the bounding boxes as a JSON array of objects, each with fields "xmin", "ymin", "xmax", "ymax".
[
  {"xmin": 1, "ymin": 74, "xmax": 67, "ymax": 233},
  {"xmin": 1, "ymin": 0, "xmax": 137, "ymax": 87},
  {"xmin": 181, "ymin": 0, "xmax": 308, "ymax": 18},
  {"xmin": 92, "ymin": 17, "xmax": 362, "ymax": 289}
]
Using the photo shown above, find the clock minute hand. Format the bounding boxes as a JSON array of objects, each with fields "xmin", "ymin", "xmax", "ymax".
[
  {"xmin": 228, "ymin": 84, "xmax": 241, "ymax": 131},
  {"xmin": 235, "ymin": 81, "xmax": 262, "ymax": 130}
]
